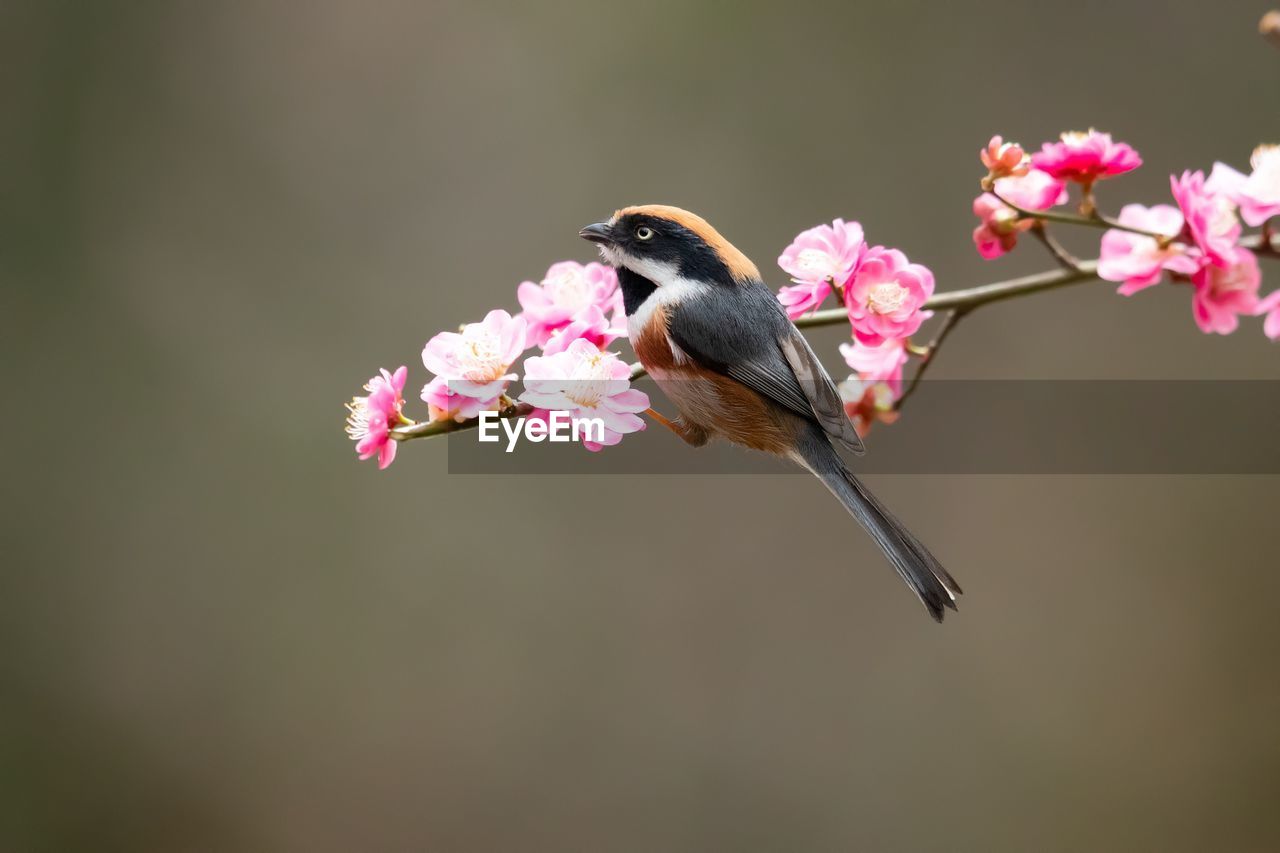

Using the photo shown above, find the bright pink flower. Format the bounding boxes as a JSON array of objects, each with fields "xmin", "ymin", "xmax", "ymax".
[
  {"xmin": 998, "ymin": 168, "xmax": 1070, "ymax": 211},
  {"xmin": 980, "ymin": 135, "xmax": 1029, "ymax": 183},
  {"xmin": 345, "ymin": 366, "xmax": 408, "ymax": 469},
  {"xmin": 777, "ymin": 280, "xmax": 833, "ymax": 319},
  {"xmin": 1256, "ymin": 289, "xmax": 1280, "ymax": 340},
  {"xmin": 1190, "ymin": 248, "xmax": 1261, "ymax": 335},
  {"xmin": 517, "ymin": 261, "xmax": 621, "ymax": 349},
  {"xmin": 1206, "ymin": 145, "xmax": 1280, "ymax": 227},
  {"xmin": 972, "ymin": 194, "xmax": 1022, "ymax": 259},
  {"xmin": 1098, "ymin": 204, "xmax": 1198, "ymax": 295},
  {"xmin": 518, "ymin": 338, "xmax": 649, "ymax": 451},
  {"xmin": 421, "ymin": 309, "xmax": 527, "ymax": 421},
  {"xmin": 837, "ymin": 378, "xmax": 899, "ymax": 439},
  {"xmin": 778, "ymin": 219, "xmax": 867, "ymax": 286},
  {"xmin": 1031, "ymin": 129, "xmax": 1142, "ymax": 184},
  {"xmin": 542, "ymin": 304, "xmax": 626, "ymax": 355},
  {"xmin": 845, "ymin": 247, "xmax": 934, "ymax": 345},
  {"xmin": 972, "ymin": 169, "xmax": 1067, "ymax": 259},
  {"xmin": 839, "ymin": 337, "xmax": 909, "ymax": 396},
  {"xmin": 1170, "ymin": 170, "xmax": 1241, "ymax": 267}
]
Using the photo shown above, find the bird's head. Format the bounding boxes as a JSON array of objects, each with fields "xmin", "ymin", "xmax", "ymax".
[{"xmin": 579, "ymin": 205, "xmax": 760, "ymax": 287}]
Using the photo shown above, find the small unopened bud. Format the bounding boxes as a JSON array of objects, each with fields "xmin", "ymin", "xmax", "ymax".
[
  {"xmin": 980, "ymin": 135, "xmax": 1030, "ymax": 185},
  {"xmin": 1262, "ymin": 11, "xmax": 1280, "ymax": 49},
  {"xmin": 990, "ymin": 206, "xmax": 1021, "ymax": 235}
]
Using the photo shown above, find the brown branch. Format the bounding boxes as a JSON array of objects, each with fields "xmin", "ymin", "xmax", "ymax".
[
  {"xmin": 895, "ymin": 308, "xmax": 967, "ymax": 411},
  {"xmin": 389, "ymin": 232, "xmax": 1273, "ymax": 443}
]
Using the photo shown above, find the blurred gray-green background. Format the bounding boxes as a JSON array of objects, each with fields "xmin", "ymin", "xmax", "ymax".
[{"xmin": 5, "ymin": 2, "xmax": 1280, "ymax": 850}]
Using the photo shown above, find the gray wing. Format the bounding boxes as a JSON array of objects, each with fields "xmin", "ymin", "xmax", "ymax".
[
  {"xmin": 777, "ymin": 327, "xmax": 865, "ymax": 455},
  {"xmin": 666, "ymin": 286, "xmax": 865, "ymax": 455}
]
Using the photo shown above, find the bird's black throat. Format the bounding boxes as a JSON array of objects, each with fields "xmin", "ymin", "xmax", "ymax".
[{"xmin": 617, "ymin": 267, "xmax": 658, "ymax": 317}]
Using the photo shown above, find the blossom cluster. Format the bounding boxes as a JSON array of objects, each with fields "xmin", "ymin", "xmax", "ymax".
[
  {"xmin": 776, "ymin": 219, "xmax": 935, "ymax": 435},
  {"xmin": 972, "ymin": 130, "xmax": 1278, "ymax": 339},
  {"xmin": 344, "ymin": 261, "xmax": 646, "ymax": 467},
  {"xmin": 347, "ymin": 126, "xmax": 1278, "ymax": 464}
]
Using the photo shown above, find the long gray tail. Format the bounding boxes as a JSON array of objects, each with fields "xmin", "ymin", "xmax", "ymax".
[{"xmin": 797, "ymin": 426, "xmax": 962, "ymax": 621}]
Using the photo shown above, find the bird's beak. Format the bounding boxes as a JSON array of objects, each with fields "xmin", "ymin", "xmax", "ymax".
[{"xmin": 578, "ymin": 221, "xmax": 614, "ymax": 245}]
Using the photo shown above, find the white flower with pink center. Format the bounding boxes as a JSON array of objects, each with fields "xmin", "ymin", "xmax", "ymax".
[{"xmin": 518, "ymin": 339, "xmax": 649, "ymax": 452}]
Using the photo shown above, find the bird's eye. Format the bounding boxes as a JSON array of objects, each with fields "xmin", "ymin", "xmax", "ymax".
[{"xmin": 635, "ymin": 226, "xmax": 655, "ymax": 241}]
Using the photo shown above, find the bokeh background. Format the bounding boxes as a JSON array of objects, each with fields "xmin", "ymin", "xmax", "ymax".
[{"xmin": 5, "ymin": 1, "xmax": 1280, "ymax": 850}]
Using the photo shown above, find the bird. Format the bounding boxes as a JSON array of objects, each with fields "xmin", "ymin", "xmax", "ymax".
[{"xmin": 579, "ymin": 205, "xmax": 961, "ymax": 621}]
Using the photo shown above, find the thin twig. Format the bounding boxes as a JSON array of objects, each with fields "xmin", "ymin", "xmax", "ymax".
[
  {"xmin": 990, "ymin": 188, "xmax": 1172, "ymax": 244},
  {"xmin": 895, "ymin": 308, "xmax": 967, "ymax": 411},
  {"xmin": 1029, "ymin": 223, "xmax": 1082, "ymax": 271}
]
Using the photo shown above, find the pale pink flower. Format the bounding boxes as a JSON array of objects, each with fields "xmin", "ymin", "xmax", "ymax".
[
  {"xmin": 837, "ymin": 378, "xmax": 899, "ymax": 439},
  {"xmin": 517, "ymin": 261, "xmax": 620, "ymax": 349},
  {"xmin": 972, "ymin": 169, "xmax": 1068, "ymax": 259},
  {"xmin": 778, "ymin": 219, "xmax": 867, "ymax": 286},
  {"xmin": 980, "ymin": 135, "xmax": 1029, "ymax": 183},
  {"xmin": 1031, "ymin": 129, "xmax": 1142, "ymax": 184},
  {"xmin": 1098, "ymin": 204, "xmax": 1198, "ymax": 295},
  {"xmin": 421, "ymin": 309, "xmax": 527, "ymax": 421},
  {"xmin": 1190, "ymin": 248, "xmax": 1260, "ymax": 335},
  {"xmin": 345, "ymin": 366, "xmax": 408, "ymax": 469},
  {"xmin": 777, "ymin": 280, "xmax": 833, "ymax": 319},
  {"xmin": 1256, "ymin": 289, "xmax": 1280, "ymax": 340},
  {"xmin": 1205, "ymin": 145, "xmax": 1280, "ymax": 227},
  {"xmin": 1171, "ymin": 170, "xmax": 1240, "ymax": 267},
  {"xmin": 421, "ymin": 375, "xmax": 490, "ymax": 422},
  {"xmin": 839, "ymin": 337, "xmax": 909, "ymax": 396},
  {"xmin": 845, "ymin": 247, "xmax": 934, "ymax": 345},
  {"xmin": 518, "ymin": 338, "xmax": 649, "ymax": 452}
]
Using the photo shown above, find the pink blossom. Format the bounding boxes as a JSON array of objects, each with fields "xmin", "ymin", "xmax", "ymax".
[
  {"xmin": 421, "ymin": 309, "xmax": 527, "ymax": 421},
  {"xmin": 517, "ymin": 261, "xmax": 621, "ymax": 349},
  {"xmin": 845, "ymin": 247, "xmax": 934, "ymax": 345},
  {"xmin": 980, "ymin": 135, "xmax": 1029, "ymax": 183},
  {"xmin": 839, "ymin": 337, "xmax": 909, "ymax": 396},
  {"xmin": 837, "ymin": 378, "xmax": 899, "ymax": 439},
  {"xmin": 778, "ymin": 218, "xmax": 867, "ymax": 286},
  {"xmin": 1031, "ymin": 129, "xmax": 1142, "ymax": 184},
  {"xmin": 1097, "ymin": 204, "xmax": 1198, "ymax": 295},
  {"xmin": 971, "ymin": 169, "xmax": 1067, "ymax": 259},
  {"xmin": 777, "ymin": 280, "xmax": 833, "ymax": 319},
  {"xmin": 1256, "ymin": 289, "xmax": 1280, "ymax": 340},
  {"xmin": 972, "ymin": 194, "xmax": 1022, "ymax": 259},
  {"xmin": 345, "ymin": 366, "xmax": 408, "ymax": 469},
  {"xmin": 422, "ymin": 375, "xmax": 489, "ymax": 423},
  {"xmin": 1206, "ymin": 145, "xmax": 1280, "ymax": 227},
  {"xmin": 542, "ymin": 304, "xmax": 626, "ymax": 355},
  {"xmin": 518, "ymin": 338, "xmax": 649, "ymax": 451},
  {"xmin": 1170, "ymin": 170, "xmax": 1240, "ymax": 267},
  {"xmin": 1190, "ymin": 248, "xmax": 1260, "ymax": 335}
]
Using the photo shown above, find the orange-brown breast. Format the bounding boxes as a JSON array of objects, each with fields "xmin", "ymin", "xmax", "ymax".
[
  {"xmin": 633, "ymin": 303, "xmax": 800, "ymax": 456},
  {"xmin": 615, "ymin": 204, "xmax": 761, "ymax": 284}
]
